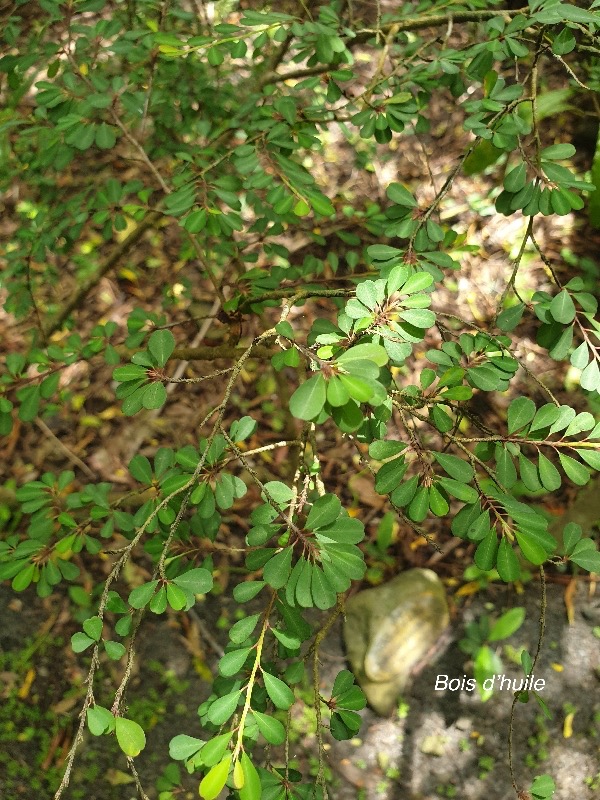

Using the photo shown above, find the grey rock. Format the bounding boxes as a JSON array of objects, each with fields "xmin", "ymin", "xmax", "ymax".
[{"xmin": 344, "ymin": 568, "xmax": 449, "ymax": 715}]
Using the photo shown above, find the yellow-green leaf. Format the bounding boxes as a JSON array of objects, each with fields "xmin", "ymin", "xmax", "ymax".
[
  {"xmin": 115, "ymin": 717, "xmax": 146, "ymax": 757},
  {"xmin": 199, "ymin": 754, "xmax": 232, "ymax": 800}
]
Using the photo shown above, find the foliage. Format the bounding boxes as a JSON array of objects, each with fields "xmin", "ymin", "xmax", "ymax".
[{"xmin": 2, "ymin": 0, "xmax": 600, "ymax": 798}]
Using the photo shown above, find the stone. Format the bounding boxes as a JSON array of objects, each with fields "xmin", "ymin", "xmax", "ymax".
[{"xmin": 343, "ymin": 568, "xmax": 449, "ymax": 715}]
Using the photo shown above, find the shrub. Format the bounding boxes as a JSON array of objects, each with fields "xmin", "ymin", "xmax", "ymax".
[{"xmin": 1, "ymin": 1, "xmax": 600, "ymax": 798}]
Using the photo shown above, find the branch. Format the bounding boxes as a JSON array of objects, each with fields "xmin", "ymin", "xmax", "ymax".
[
  {"xmin": 260, "ymin": 8, "xmax": 528, "ymax": 84},
  {"xmin": 172, "ymin": 344, "xmax": 275, "ymax": 360},
  {"xmin": 352, "ymin": 7, "xmax": 529, "ymax": 44},
  {"xmin": 237, "ymin": 286, "xmax": 353, "ymax": 313}
]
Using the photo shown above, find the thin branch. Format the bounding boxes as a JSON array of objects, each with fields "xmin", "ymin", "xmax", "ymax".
[{"xmin": 35, "ymin": 418, "xmax": 95, "ymax": 479}]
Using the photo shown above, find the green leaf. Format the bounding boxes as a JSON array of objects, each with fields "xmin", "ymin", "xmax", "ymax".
[
  {"xmin": 263, "ymin": 481, "xmax": 294, "ymax": 506},
  {"xmin": 233, "ymin": 581, "xmax": 265, "ymax": 603},
  {"xmin": 306, "ymin": 190, "xmax": 335, "ymax": 217},
  {"xmin": 397, "ymin": 308, "xmax": 436, "ymax": 328},
  {"xmin": 569, "ymin": 540, "xmax": 600, "ymax": 572},
  {"xmin": 488, "ymin": 607, "xmax": 525, "ymax": 641},
  {"xmin": 17, "ymin": 386, "xmax": 40, "ymax": 422},
  {"xmin": 558, "ymin": 453, "xmax": 590, "ymax": 486},
  {"xmin": 337, "ymin": 343, "xmax": 388, "ymax": 367},
  {"xmin": 113, "ymin": 364, "xmax": 148, "ymax": 382},
  {"xmin": 129, "ymin": 455, "xmax": 153, "ymax": 484},
  {"xmin": 166, "ymin": 583, "xmax": 188, "ymax": 610},
  {"xmin": 207, "ymin": 691, "xmax": 241, "ymax": 726},
  {"xmin": 172, "ymin": 567, "xmax": 213, "ymax": 595},
  {"xmin": 293, "ymin": 199, "xmax": 310, "ymax": 216},
  {"xmin": 497, "ymin": 303, "xmax": 525, "ymax": 331},
  {"xmin": 215, "ymin": 473, "xmax": 234, "ymax": 508},
  {"xmin": 142, "ymin": 381, "xmax": 167, "ymax": 410},
  {"xmin": 316, "ymin": 517, "xmax": 364, "ymax": 545},
  {"xmin": 504, "ymin": 162, "xmax": 527, "ymax": 192},
  {"xmin": 516, "ymin": 530, "xmax": 550, "ymax": 565},
  {"xmin": 148, "ymin": 329, "xmax": 175, "ymax": 367},
  {"xmin": 200, "ymin": 732, "xmax": 233, "ymax": 767},
  {"xmin": 263, "ymin": 671, "xmax": 295, "ymax": 710},
  {"xmin": 496, "ymin": 445, "xmax": 518, "ymax": 489},
  {"xmin": 467, "ymin": 365, "xmax": 500, "ymax": 391},
  {"xmin": 239, "ymin": 753, "xmax": 262, "ymax": 800},
  {"xmin": 263, "ymin": 547, "xmax": 293, "ymax": 589},
  {"xmin": 326, "ymin": 376, "xmax": 350, "ymax": 406},
  {"xmin": 430, "ymin": 404, "xmax": 453, "ymax": 433},
  {"xmin": 143, "ymin": 585, "xmax": 165, "ymax": 614},
  {"xmin": 121, "ymin": 386, "xmax": 146, "ymax": 416},
  {"xmin": 229, "ymin": 613, "xmax": 261, "ymax": 644},
  {"xmin": 428, "ymin": 484, "xmax": 449, "ymax": 517},
  {"xmin": 183, "ymin": 208, "xmax": 207, "ymax": 233},
  {"xmin": 219, "ymin": 646, "xmax": 252, "ymax": 677},
  {"xmin": 435, "ymin": 453, "xmax": 474, "ymax": 483},
  {"xmin": 529, "ymin": 774, "xmax": 555, "ymax": 799},
  {"xmin": 369, "ymin": 440, "xmax": 406, "ymax": 460},
  {"xmin": 71, "ymin": 632, "xmax": 96, "ymax": 653},
  {"xmin": 540, "ymin": 143, "xmax": 576, "ymax": 161},
  {"xmin": 252, "ymin": 710, "xmax": 286, "ymax": 745},
  {"xmin": 82, "ymin": 616, "xmax": 103, "ymax": 641},
  {"xmin": 507, "ymin": 396, "xmax": 536, "ymax": 434},
  {"xmin": 564, "ymin": 412, "xmax": 595, "ymax": 437},
  {"xmin": 521, "ymin": 649, "xmax": 533, "ymax": 676},
  {"xmin": 199, "ymin": 755, "xmax": 232, "ymax": 800},
  {"xmin": 87, "ymin": 705, "xmax": 115, "ymax": 736},
  {"xmin": 529, "ymin": 404, "xmax": 561, "ymax": 433},
  {"xmin": 537, "ymin": 452, "xmax": 561, "ymax": 491},
  {"xmin": 386, "ymin": 182, "xmax": 417, "ymax": 207},
  {"xmin": 229, "ymin": 416, "xmax": 257, "ymax": 444},
  {"xmin": 580, "ymin": 360, "xmax": 600, "ymax": 392},
  {"xmin": 518, "ymin": 454, "xmax": 542, "ymax": 492},
  {"xmin": 549, "ymin": 290, "xmax": 576, "ymax": 324},
  {"xmin": 128, "ymin": 580, "xmax": 159, "ymax": 609},
  {"xmin": 331, "ymin": 669, "xmax": 355, "ymax": 697},
  {"xmin": 437, "ymin": 477, "xmax": 478, "ymax": 503},
  {"xmin": 70, "ymin": 123, "xmax": 96, "ymax": 150},
  {"xmin": 104, "ymin": 640, "xmax": 126, "ymax": 660},
  {"xmin": 402, "ymin": 271, "xmax": 434, "ymax": 294},
  {"xmin": 272, "ymin": 627, "xmax": 301, "ymax": 649},
  {"xmin": 467, "ymin": 511, "xmax": 491, "ymax": 542},
  {"xmin": 306, "ymin": 494, "xmax": 341, "ymax": 530},
  {"xmin": 337, "ymin": 373, "xmax": 374, "ymax": 402},
  {"xmin": 548, "ymin": 405, "xmax": 576, "ymax": 435},
  {"xmin": 169, "ymin": 734, "xmax": 205, "ymax": 762},
  {"xmin": 95, "ymin": 122, "xmax": 117, "ymax": 149},
  {"xmin": 294, "ymin": 558, "xmax": 313, "ymax": 608},
  {"xmin": 496, "ymin": 537, "xmax": 521, "ymax": 582},
  {"xmin": 407, "ymin": 485, "xmax": 429, "ymax": 522},
  {"xmin": 115, "ymin": 717, "xmax": 146, "ymax": 757},
  {"xmin": 355, "ymin": 280, "xmax": 382, "ymax": 310},
  {"xmin": 474, "ymin": 529, "xmax": 498, "ymax": 571},
  {"xmin": 562, "ymin": 522, "xmax": 582, "ymax": 554},
  {"xmin": 575, "ymin": 448, "xmax": 600, "ymax": 470},
  {"xmin": 310, "ymin": 565, "xmax": 337, "ymax": 610},
  {"xmin": 289, "ymin": 374, "xmax": 326, "ymax": 420}
]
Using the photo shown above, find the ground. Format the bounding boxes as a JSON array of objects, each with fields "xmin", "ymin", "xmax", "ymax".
[{"xmin": 1, "ymin": 573, "xmax": 599, "ymax": 799}]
